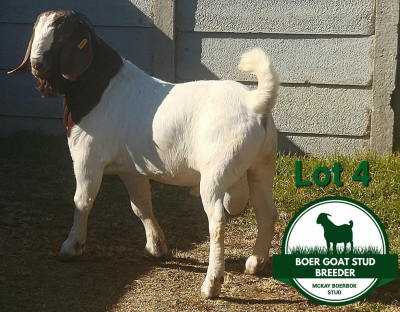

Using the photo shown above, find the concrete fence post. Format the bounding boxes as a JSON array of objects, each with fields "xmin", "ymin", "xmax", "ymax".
[
  {"xmin": 152, "ymin": 0, "xmax": 175, "ymax": 82},
  {"xmin": 370, "ymin": 0, "xmax": 399, "ymax": 153}
]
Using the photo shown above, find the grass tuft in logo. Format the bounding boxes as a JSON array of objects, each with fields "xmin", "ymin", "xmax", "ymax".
[{"xmin": 273, "ymin": 196, "xmax": 398, "ymax": 306}]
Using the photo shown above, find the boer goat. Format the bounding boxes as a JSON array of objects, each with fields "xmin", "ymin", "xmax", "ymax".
[
  {"xmin": 9, "ymin": 10, "xmax": 279, "ymax": 299},
  {"xmin": 317, "ymin": 213, "xmax": 354, "ymax": 254}
]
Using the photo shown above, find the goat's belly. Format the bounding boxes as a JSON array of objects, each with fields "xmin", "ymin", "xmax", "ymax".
[
  {"xmin": 104, "ymin": 157, "xmax": 200, "ymax": 186},
  {"xmin": 149, "ymin": 169, "xmax": 201, "ymax": 186}
]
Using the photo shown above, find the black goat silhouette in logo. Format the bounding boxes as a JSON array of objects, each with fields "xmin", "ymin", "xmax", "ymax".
[{"xmin": 317, "ymin": 213, "xmax": 353, "ymax": 253}]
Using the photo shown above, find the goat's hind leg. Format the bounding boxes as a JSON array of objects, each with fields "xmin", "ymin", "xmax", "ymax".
[
  {"xmin": 200, "ymin": 177, "xmax": 226, "ymax": 299},
  {"xmin": 120, "ymin": 174, "xmax": 167, "ymax": 260},
  {"xmin": 245, "ymin": 161, "xmax": 277, "ymax": 275},
  {"xmin": 58, "ymin": 161, "xmax": 104, "ymax": 261}
]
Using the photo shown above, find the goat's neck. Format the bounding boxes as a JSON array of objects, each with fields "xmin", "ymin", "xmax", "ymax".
[
  {"xmin": 322, "ymin": 221, "xmax": 335, "ymax": 230},
  {"xmin": 63, "ymin": 38, "xmax": 123, "ymax": 136}
]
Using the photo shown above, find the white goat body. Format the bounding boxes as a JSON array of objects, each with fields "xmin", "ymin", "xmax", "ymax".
[
  {"xmin": 74, "ymin": 58, "xmax": 272, "ymax": 186},
  {"xmin": 68, "ymin": 54, "xmax": 278, "ymax": 298},
  {"xmin": 70, "ymin": 49, "xmax": 278, "ymax": 216},
  {"xmin": 10, "ymin": 11, "xmax": 279, "ymax": 299}
]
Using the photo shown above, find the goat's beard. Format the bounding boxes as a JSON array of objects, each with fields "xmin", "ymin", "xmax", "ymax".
[
  {"xmin": 36, "ymin": 69, "xmax": 66, "ymax": 98},
  {"xmin": 37, "ymin": 77, "xmax": 59, "ymax": 98}
]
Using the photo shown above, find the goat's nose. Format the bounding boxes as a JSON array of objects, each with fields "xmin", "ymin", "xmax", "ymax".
[{"xmin": 32, "ymin": 62, "xmax": 43, "ymax": 70}]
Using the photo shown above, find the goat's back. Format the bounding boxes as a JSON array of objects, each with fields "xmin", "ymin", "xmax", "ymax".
[{"xmin": 69, "ymin": 59, "xmax": 274, "ymax": 187}]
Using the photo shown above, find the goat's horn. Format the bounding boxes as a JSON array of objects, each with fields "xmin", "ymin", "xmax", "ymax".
[{"xmin": 8, "ymin": 32, "xmax": 34, "ymax": 75}]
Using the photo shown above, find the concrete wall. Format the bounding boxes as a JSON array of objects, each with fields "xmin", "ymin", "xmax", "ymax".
[
  {"xmin": 176, "ymin": 0, "xmax": 398, "ymax": 155},
  {"xmin": 0, "ymin": 0, "xmax": 155, "ymax": 135},
  {"xmin": 1, "ymin": 0, "xmax": 398, "ymax": 155}
]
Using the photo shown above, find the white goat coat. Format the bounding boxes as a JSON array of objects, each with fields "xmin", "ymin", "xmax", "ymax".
[
  {"xmin": 69, "ymin": 59, "xmax": 274, "ymax": 193},
  {"xmin": 11, "ymin": 9, "xmax": 279, "ymax": 298},
  {"xmin": 64, "ymin": 48, "xmax": 278, "ymax": 299}
]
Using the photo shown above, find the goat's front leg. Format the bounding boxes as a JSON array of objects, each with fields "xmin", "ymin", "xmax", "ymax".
[
  {"xmin": 58, "ymin": 160, "xmax": 104, "ymax": 261},
  {"xmin": 200, "ymin": 182, "xmax": 226, "ymax": 299},
  {"xmin": 120, "ymin": 174, "xmax": 167, "ymax": 259}
]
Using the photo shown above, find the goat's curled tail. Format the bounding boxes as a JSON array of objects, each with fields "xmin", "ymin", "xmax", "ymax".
[
  {"xmin": 238, "ymin": 48, "xmax": 279, "ymax": 115},
  {"xmin": 349, "ymin": 220, "xmax": 354, "ymax": 228}
]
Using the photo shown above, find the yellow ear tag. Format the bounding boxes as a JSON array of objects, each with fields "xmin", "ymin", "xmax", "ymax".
[{"xmin": 78, "ymin": 39, "xmax": 88, "ymax": 49}]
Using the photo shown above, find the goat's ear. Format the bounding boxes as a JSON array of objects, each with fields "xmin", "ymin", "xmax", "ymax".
[
  {"xmin": 60, "ymin": 21, "xmax": 93, "ymax": 81},
  {"xmin": 8, "ymin": 32, "xmax": 34, "ymax": 75}
]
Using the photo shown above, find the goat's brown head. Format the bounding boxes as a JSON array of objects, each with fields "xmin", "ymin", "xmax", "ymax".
[
  {"xmin": 316, "ymin": 213, "xmax": 331, "ymax": 225},
  {"xmin": 8, "ymin": 10, "xmax": 99, "ymax": 97}
]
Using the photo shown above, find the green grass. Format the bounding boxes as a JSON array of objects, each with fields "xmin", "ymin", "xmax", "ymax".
[
  {"xmin": 288, "ymin": 245, "xmax": 383, "ymax": 255},
  {"xmin": 273, "ymin": 152, "xmax": 400, "ymax": 258},
  {"xmin": 352, "ymin": 246, "xmax": 384, "ymax": 255}
]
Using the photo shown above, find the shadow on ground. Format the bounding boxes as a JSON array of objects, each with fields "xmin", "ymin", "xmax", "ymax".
[{"xmin": 0, "ymin": 132, "xmax": 210, "ymax": 312}]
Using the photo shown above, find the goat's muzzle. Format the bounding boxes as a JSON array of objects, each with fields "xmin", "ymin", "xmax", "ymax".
[{"xmin": 31, "ymin": 59, "xmax": 52, "ymax": 79}]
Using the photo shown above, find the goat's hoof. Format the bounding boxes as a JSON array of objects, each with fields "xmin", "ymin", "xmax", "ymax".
[
  {"xmin": 57, "ymin": 241, "xmax": 83, "ymax": 262},
  {"xmin": 201, "ymin": 276, "xmax": 223, "ymax": 299},
  {"xmin": 143, "ymin": 241, "xmax": 168, "ymax": 261},
  {"xmin": 244, "ymin": 255, "xmax": 266, "ymax": 275},
  {"xmin": 57, "ymin": 251, "xmax": 78, "ymax": 262}
]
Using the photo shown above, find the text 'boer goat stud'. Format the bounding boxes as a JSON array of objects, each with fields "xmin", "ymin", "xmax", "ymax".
[{"xmin": 9, "ymin": 10, "xmax": 279, "ymax": 299}]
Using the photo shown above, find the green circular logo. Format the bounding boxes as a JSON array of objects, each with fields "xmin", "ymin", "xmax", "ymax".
[{"xmin": 273, "ymin": 196, "xmax": 397, "ymax": 306}]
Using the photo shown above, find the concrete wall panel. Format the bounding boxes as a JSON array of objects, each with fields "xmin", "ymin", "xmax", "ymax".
[
  {"xmin": 0, "ymin": 0, "xmax": 154, "ymax": 27},
  {"xmin": 0, "ymin": 72, "xmax": 63, "ymax": 118},
  {"xmin": 0, "ymin": 116, "xmax": 65, "ymax": 137},
  {"xmin": 95, "ymin": 27, "xmax": 153, "ymax": 73},
  {"xmin": 278, "ymin": 133, "xmax": 368, "ymax": 155},
  {"xmin": 177, "ymin": 33, "xmax": 374, "ymax": 86},
  {"xmin": 177, "ymin": 0, "xmax": 374, "ymax": 35},
  {"xmin": 274, "ymin": 86, "xmax": 372, "ymax": 136},
  {"xmin": 1, "ymin": 25, "xmax": 153, "ymax": 73}
]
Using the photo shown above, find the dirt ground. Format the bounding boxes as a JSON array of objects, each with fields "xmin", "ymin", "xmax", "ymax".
[
  {"xmin": 0, "ymin": 177, "xmax": 398, "ymax": 312},
  {"xmin": 0, "ymin": 134, "xmax": 399, "ymax": 311}
]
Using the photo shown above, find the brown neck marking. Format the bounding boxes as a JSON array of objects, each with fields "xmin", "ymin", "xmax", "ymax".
[{"xmin": 63, "ymin": 38, "xmax": 123, "ymax": 136}]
